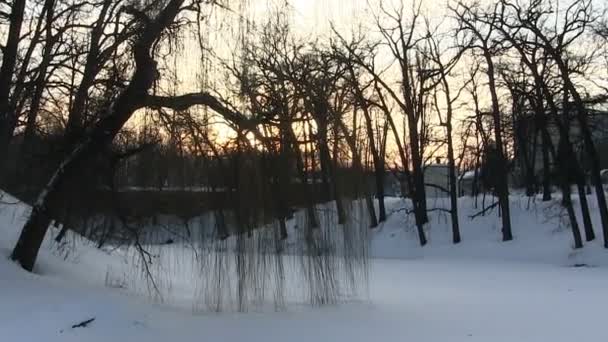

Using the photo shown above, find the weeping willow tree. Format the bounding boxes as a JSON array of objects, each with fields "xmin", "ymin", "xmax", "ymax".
[
  {"xmin": 5, "ymin": 0, "xmax": 372, "ymax": 312},
  {"xmin": 145, "ymin": 0, "xmax": 374, "ymax": 311}
]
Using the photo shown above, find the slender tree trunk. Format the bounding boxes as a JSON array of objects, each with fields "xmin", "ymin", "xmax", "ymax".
[
  {"xmin": 437, "ymin": 69, "xmax": 462, "ymax": 244},
  {"xmin": 331, "ymin": 124, "xmax": 346, "ymax": 224},
  {"xmin": 575, "ymin": 176, "xmax": 595, "ymax": 241},
  {"xmin": 349, "ymin": 67, "xmax": 385, "ymax": 223},
  {"xmin": 483, "ymin": 50, "xmax": 512, "ymax": 241},
  {"xmin": 361, "ymin": 107, "xmax": 386, "ymax": 222},
  {"xmin": 446, "ymin": 122, "xmax": 461, "ymax": 244}
]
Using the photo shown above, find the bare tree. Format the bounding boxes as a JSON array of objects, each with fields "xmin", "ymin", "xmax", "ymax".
[
  {"xmin": 426, "ymin": 27, "xmax": 465, "ymax": 244},
  {"xmin": 452, "ymin": 1, "xmax": 513, "ymax": 241},
  {"xmin": 333, "ymin": 1, "xmax": 436, "ymax": 245},
  {"xmin": 489, "ymin": 7, "xmax": 596, "ymax": 242},
  {"xmin": 10, "ymin": 0, "xmax": 264, "ymax": 271},
  {"xmin": 498, "ymin": 0, "xmax": 606, "ymax": 245}
]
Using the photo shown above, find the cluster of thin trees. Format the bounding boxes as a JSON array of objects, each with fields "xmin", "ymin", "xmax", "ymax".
[{"xmin": 1, "ymin": 0, "xmax": 608, "ymax": 273}]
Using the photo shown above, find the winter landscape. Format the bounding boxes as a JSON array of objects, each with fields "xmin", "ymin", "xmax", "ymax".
[{"xmin": 1, "ymin": 0, "xmax": 608, "ymax": 341}]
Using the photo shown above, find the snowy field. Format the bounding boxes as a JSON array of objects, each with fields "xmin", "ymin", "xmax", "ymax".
[{"xmin": 2, "ymin": 191, "xmax": 608, "ymax": 341}]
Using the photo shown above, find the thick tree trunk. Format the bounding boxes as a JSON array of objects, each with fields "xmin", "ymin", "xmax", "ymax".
[
  {"xmin": 409, "ymin": 134, "xmax": 427, "ymax": 246},
  {"xmin": 11, "ymin": 207, "xmax": 53, "ymax": 271},
  {"xmin": 561, "ymin": 180, "xmax": 584, "ymax": 249},
  {"xmin": 0, "ymin": 0, "xmax": 27, "ymax": 171},
  {"xmin": 12, "ymin": 139, "xmax": 90, "ymax": 270},
  {"xmin": 374, "ymin": 166, "xmax": 386, "ymax": 222},
  {"xmin": 365, "ymin": 187, "xmax": 379, "ymax": 228}
]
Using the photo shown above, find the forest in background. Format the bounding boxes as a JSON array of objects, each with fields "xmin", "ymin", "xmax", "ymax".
[{"xmin": 0, "ymin": 0, "xmax": 607, "ymax": 277}]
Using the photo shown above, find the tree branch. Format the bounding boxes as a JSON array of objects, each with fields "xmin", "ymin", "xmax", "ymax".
[{"xmin": 143, "ymin": 92, "xmax": 262, "ymax": 135}]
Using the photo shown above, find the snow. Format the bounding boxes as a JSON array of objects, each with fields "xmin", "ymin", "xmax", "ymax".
[{"xmin": 2, "ymin": 190, "xmax": 608, "ymax": 341}]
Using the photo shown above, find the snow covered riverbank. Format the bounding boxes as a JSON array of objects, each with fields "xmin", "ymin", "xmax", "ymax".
[{"xmin": 2, "ymin": 191, "xmax": 608, "ymax": 341}]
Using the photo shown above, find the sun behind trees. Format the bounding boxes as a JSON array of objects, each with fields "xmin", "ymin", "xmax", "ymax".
[{"xmin": 0, "ymin": 0, "xmax": 607, "ymax": 310}]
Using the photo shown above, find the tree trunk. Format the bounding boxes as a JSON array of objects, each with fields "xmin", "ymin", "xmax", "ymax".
[
  {"xmin": 484, "ymin": 50, "xmax": 512, "ymax": 241},
  {"xmin": 0, "ymin": 0, "xmax": 27, "ymax": 171},
  {"xmin": 331, "ymin": 125, "xmax": 346, "ymax": 224},
  {"xmin": 11, "ymin": 206, "xmax": 53, "ymax": 271},
  {"xmin": 557, "ymin": 139, "xmax": 584, "ymax": 249},
  {"xmin": 562, "ymin": 180, "xmax": 584, "ymax": 249},
  {"xmin": 446, "ymin": 122, "xmax": 461, "ymax": 244},
  {"xmin": 437, "ymin": 67, "xmax": 462, "ymax": 244},
  {"xmin": 575, "ymin": 177, "xmax": 595, "ymax": 241},
  {"xmin": 361, "ymin": 107, "xmax": 386, "ymax": 222},
  {"xmin": 374, "ymin": 165, "xmax": 387, "ymax": 222}
]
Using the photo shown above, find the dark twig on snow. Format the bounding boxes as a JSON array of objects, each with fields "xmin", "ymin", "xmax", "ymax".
[{"xmin": 71, "ymin": 317, "xmax": 95, "ymax": 329}]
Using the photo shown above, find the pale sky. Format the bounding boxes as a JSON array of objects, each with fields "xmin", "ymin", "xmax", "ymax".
[{"xmin": 154, "ymin": 0, "xmax": 471, "ymax": 147}]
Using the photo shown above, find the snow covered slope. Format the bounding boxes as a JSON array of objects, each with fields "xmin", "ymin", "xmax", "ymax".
[
  {"xmin": 372, "ymin": 196, "xmax": 608, "ymax": 266},
  {"xmin": 2, "ymin": 191, "xmax": 608, "ymax": 341}
]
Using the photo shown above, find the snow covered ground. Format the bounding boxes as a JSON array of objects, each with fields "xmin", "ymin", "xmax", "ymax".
[{"xmin": 2, "ymin": 191, "xmax": 608, "ymax": 341}]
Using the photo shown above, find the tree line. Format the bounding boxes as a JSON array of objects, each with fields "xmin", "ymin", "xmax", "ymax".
[{"xmin": 1, "ymin": 0, "xmax": 608, "ymax": 272}]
